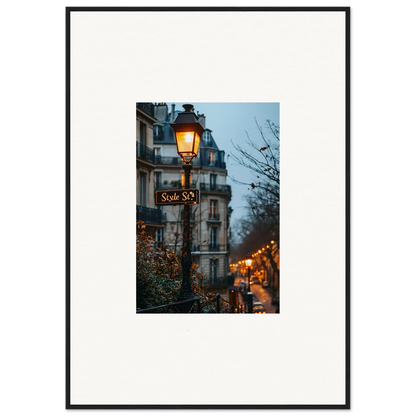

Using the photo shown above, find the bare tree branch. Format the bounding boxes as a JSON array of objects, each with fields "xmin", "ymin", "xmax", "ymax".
[{"xmin": 229, "ymin": 118, "xmax": 280, "ymax": 263}]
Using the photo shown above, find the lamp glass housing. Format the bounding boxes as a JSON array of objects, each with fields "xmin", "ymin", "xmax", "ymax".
[
  {"xmin": 175, "ymin": 131, "xmax": 200, "ymax": 162},
  {"xmin": 245, "ymin": 259, "xmax": 253, "ymax": 267}
]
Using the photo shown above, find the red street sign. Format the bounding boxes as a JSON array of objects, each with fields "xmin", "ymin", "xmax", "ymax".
[{"xmin": 155, "ymin": 189, "xmax": 199, "ymax": 205}]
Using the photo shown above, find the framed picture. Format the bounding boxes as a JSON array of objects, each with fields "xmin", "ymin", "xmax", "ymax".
[{"xmin": 67, "ymin": 7, "xmax": 350, "ymax": 409}]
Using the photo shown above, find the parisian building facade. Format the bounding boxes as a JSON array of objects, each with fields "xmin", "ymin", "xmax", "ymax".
[
  {"xmin": 136, "ymin": 103, "xmax": 163, "ymax": 237},
  {"xmin": 136, "ymin": 103, "xmax": 232, "ymax": 286}
]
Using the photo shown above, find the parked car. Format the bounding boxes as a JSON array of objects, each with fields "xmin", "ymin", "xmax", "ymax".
[
  {"xmin": 251, "ymin": 276, "xmax": 260, "ymax": 285},
  {"xmin": 253, "ymin": 301, "xmax": 266, "ymax": 314},
  {"xmin": 262, "ymin": 281, "xmax": 270, "ymax": 288}
]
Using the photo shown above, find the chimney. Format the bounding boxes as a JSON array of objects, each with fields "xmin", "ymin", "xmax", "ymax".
[
  {"xmin": 198, "ymin": 114, "xmax": 206, "ymax": 129},
  {"xmin": 170, "ymin": 103, "xmax": 176, "ymax": 122},
  {"xmin": 154, "ymin": 103, "xmax": 168, "ymax": 121}
]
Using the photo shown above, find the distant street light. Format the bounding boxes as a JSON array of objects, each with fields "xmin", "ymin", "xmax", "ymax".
[
  {"xmin": 171, "ymin": 104, "xmax": 205, "ymax": 302},
  {"xmin": 245, "ymin": 258, "xmax": 253, "ymax": 293}
]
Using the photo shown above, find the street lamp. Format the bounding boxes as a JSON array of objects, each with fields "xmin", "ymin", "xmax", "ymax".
[
  {"xmin": 171, "ymin": 104, "xmax": 204, "ymax": 163},
  {"xmin": 245, "ymin": 258, "xmax": 253, "ymax": 293},
  {"xmin": 171, "ymin": 104, "xmax": 205, "ymax": 302}
]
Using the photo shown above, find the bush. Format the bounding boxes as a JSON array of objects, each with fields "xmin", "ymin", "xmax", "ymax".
[{"xmin": 136, "ymin": 223, "xmax": 216, "ymax": 312}]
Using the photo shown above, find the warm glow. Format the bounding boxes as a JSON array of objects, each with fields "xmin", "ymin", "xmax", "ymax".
[
  {"xmin": 267, "ymin": 245, "xmax": 270, "ymax": 248},
  {"xmin": 245, "ymin": 259, "xmax": 253, "ymax": 267},
  {"xmin": 175, "ymin": 131, "xmax": 201, "ymax": 161},
  {"xmin": 258, "ymin": 250, "xmax": 261, "ymax": 254},
  {"xmin": 181, "ymin": 172, "xmax": 192, "ymax": 187},
  {"xmin": 271, "ymin": 240, "xmax": 275, "ymax": 244},
  {"xmin": 262, "ymin": 248, "xmax": 265, "ymax": 251},
  {"xmin": 176, "ymin": 131, "xmax": 194, "ymax": 150}
]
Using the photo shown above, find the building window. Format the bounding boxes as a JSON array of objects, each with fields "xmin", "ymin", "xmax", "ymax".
[
  {"xmin": 210, "ymin": 259, "xmax": 219, "ymax": 283},
  {"xmin": 210, "ymin": 174, "xmax": 217, "ymax": 190},
  {"xmin": 139, "ymin": 172, "xmax": 147, "ymax": 207},
  {"xmin": 208, "ymin": 150, "xmax": 216, "ymax": 166},
  {"xmin": 210, "ymin": 227, "xmax": 218, "ymax": 249},
  {"xmin": 154, "ymin": 125, "xmax": 163, "ymax": 142},
  {"xmin": 154, "ymin": 147, "xmax": 161, "ymax": 158},
  {"xmin": 209, "ymin": 200, "xmax": 218, "ymax": 219},
  {"xmin": 140, "ymin": 122, "xmax": 146, "ymax": 145},
  {"xmin": 203, "ymin": 131, "xmax": 212, "ymax": 145},
  {"xmin": 155, "ymin": 172, "xmax": 162, "ymax": 189},
  {"xmin": 156, "ymin": 228, "xmax": 163, "ymax": 247}
]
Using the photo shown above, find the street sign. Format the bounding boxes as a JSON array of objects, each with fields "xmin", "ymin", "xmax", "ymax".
[{"xmin": 155, "ymin": 189, "xmax": 199, "ymax": 205}]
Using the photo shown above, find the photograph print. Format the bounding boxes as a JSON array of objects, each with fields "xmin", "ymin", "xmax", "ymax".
[{"xmin": 136, "ymin": 102, "xmax": 280, "ymax": 314}]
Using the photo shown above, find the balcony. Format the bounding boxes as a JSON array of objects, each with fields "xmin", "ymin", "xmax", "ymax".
[
  {"xmin": 200, "ymin": 183, "xmax": 231, "ymax": 194},
  {"xmin": 191, "ymin": 244, "xmax": 200, "ymax": 252},
  {"xmin": 154, "ymin": 157, "xmax": 201, "ymax": 166},
  {"xmin": 207, "ymin": 213, "xmax": 220, "ymax": 222},
  {"xmin": 136, "ymin": 103, "xmax": 154, "ymax": 117},
  {"xmin": 209, "ymin": 243, "xmax": 220, "ymax": 251},
  {"xmin": 199, "ymin": 149, "xmax": 226, "ymax": 169},
  {"xmin": 153, "ymin": 154, "xmax": 226, "ymax": 169},
  {"xmin": 136, "ymin": 142, "xmax": 155, "ymax": 164},
  {"xmin": 136, "ymin": 205, "xmax": 162, "ymax": 224},
  {"xmin": 182, "ymin": 243, "xmax": 230, "ymax": 253}
]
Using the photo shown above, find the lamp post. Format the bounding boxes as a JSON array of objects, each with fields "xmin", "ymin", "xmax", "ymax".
[
  {"xmin": 171, "ymin": 104, "xmax": 205, "ymax": 302},
  {"xmin": 245, "ymin": 258, "xmax": 253, "ymax": 313},
  {"xmin": 245, "ymin": 258, "xmax": 253, "ymax": 293}
]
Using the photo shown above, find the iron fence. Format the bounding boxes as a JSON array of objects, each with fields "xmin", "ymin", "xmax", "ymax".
[
  {"xmin": 136, "ymin": 297, "xmax": 201, "ymax": 313},
  {"xmin": 136, "ymin": 295, "xmax": 243, "ymax": 314}
]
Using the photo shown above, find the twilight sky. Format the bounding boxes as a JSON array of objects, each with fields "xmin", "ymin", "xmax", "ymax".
[{"xmin": 167, "ymin": 102, "xmax": 280, "ymax": 230}]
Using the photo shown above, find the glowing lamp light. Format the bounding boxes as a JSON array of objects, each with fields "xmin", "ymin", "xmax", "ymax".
[
  {"xmin": 184, "ymin": 132, "xmax": 193, "ymax": 142},
  {"xmin": 245, "ymin": 258, "xmax": 253, "ymax": 268},
  {"xmin": 258, "ymin": 250, "xmax": 261, "ymax": 254},
  {"xmin": 271, "ymin": 240, "xmax": 275, "ymax": 244},
  {"xmin": 171, "ymin": 104, "xmax": 205, "ymax": 163}
]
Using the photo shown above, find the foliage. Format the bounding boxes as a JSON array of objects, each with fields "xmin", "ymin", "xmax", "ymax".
[{"xmin": 136, "ymin": 223, "xmax": 217, "ymax": 312}]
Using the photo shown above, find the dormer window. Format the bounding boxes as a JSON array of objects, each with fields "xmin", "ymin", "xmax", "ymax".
[
  {"xmin": 202, "ymin": 130, "xmax": 212, "ymax": 146},
  {"xmin": 153, "ymin": 124, "xmax": 163, "ymax": 142},
  {"xmin": 208, "ymin": 150, "xmax": 216, "ymax": 166}
]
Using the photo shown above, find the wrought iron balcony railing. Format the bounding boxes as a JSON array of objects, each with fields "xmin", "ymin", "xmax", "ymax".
[
  {"xmin": 154, "ymin": 157, "xmax": 201, "ymax": 166},
  {"xmin": 191, "ymin": 244, "xmax": 200, "ymax": 252},
  {"xmin": 155, "ymin": 183, "xmax": 196, "ymax": 191},
  {"xmin": 136, "ymin": 205, "xmax": 162, "ymax": 224},
  {"xmin": 168, "ymin": 243, "xmax": 228, "ymax": 252},
  {"xmin": 208, "ymin": 213, "xmax": 220, "ymax": 221},
  {"xmin": 136, "ymin": 142, "xmax": 155, "ymax": 163},
  {"xmin": 209, "ymin": 243, "xmax": 220, "ymax": 251},
  {"xmin": 199, "ymin": 149, "xmax": 226, "ymax": 169},
  {"xmin": 136, "ymin": 103, "xmax": 154, "ymax": 117},
  {"xmin": 200, "ymin": 183, "xmax": 231, "ymax": 194}
]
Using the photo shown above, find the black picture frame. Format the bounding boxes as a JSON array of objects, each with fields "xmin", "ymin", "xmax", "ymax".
[{"xmin": 61, "ymin": 2, "xmax": 357, "ymax": 415}]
